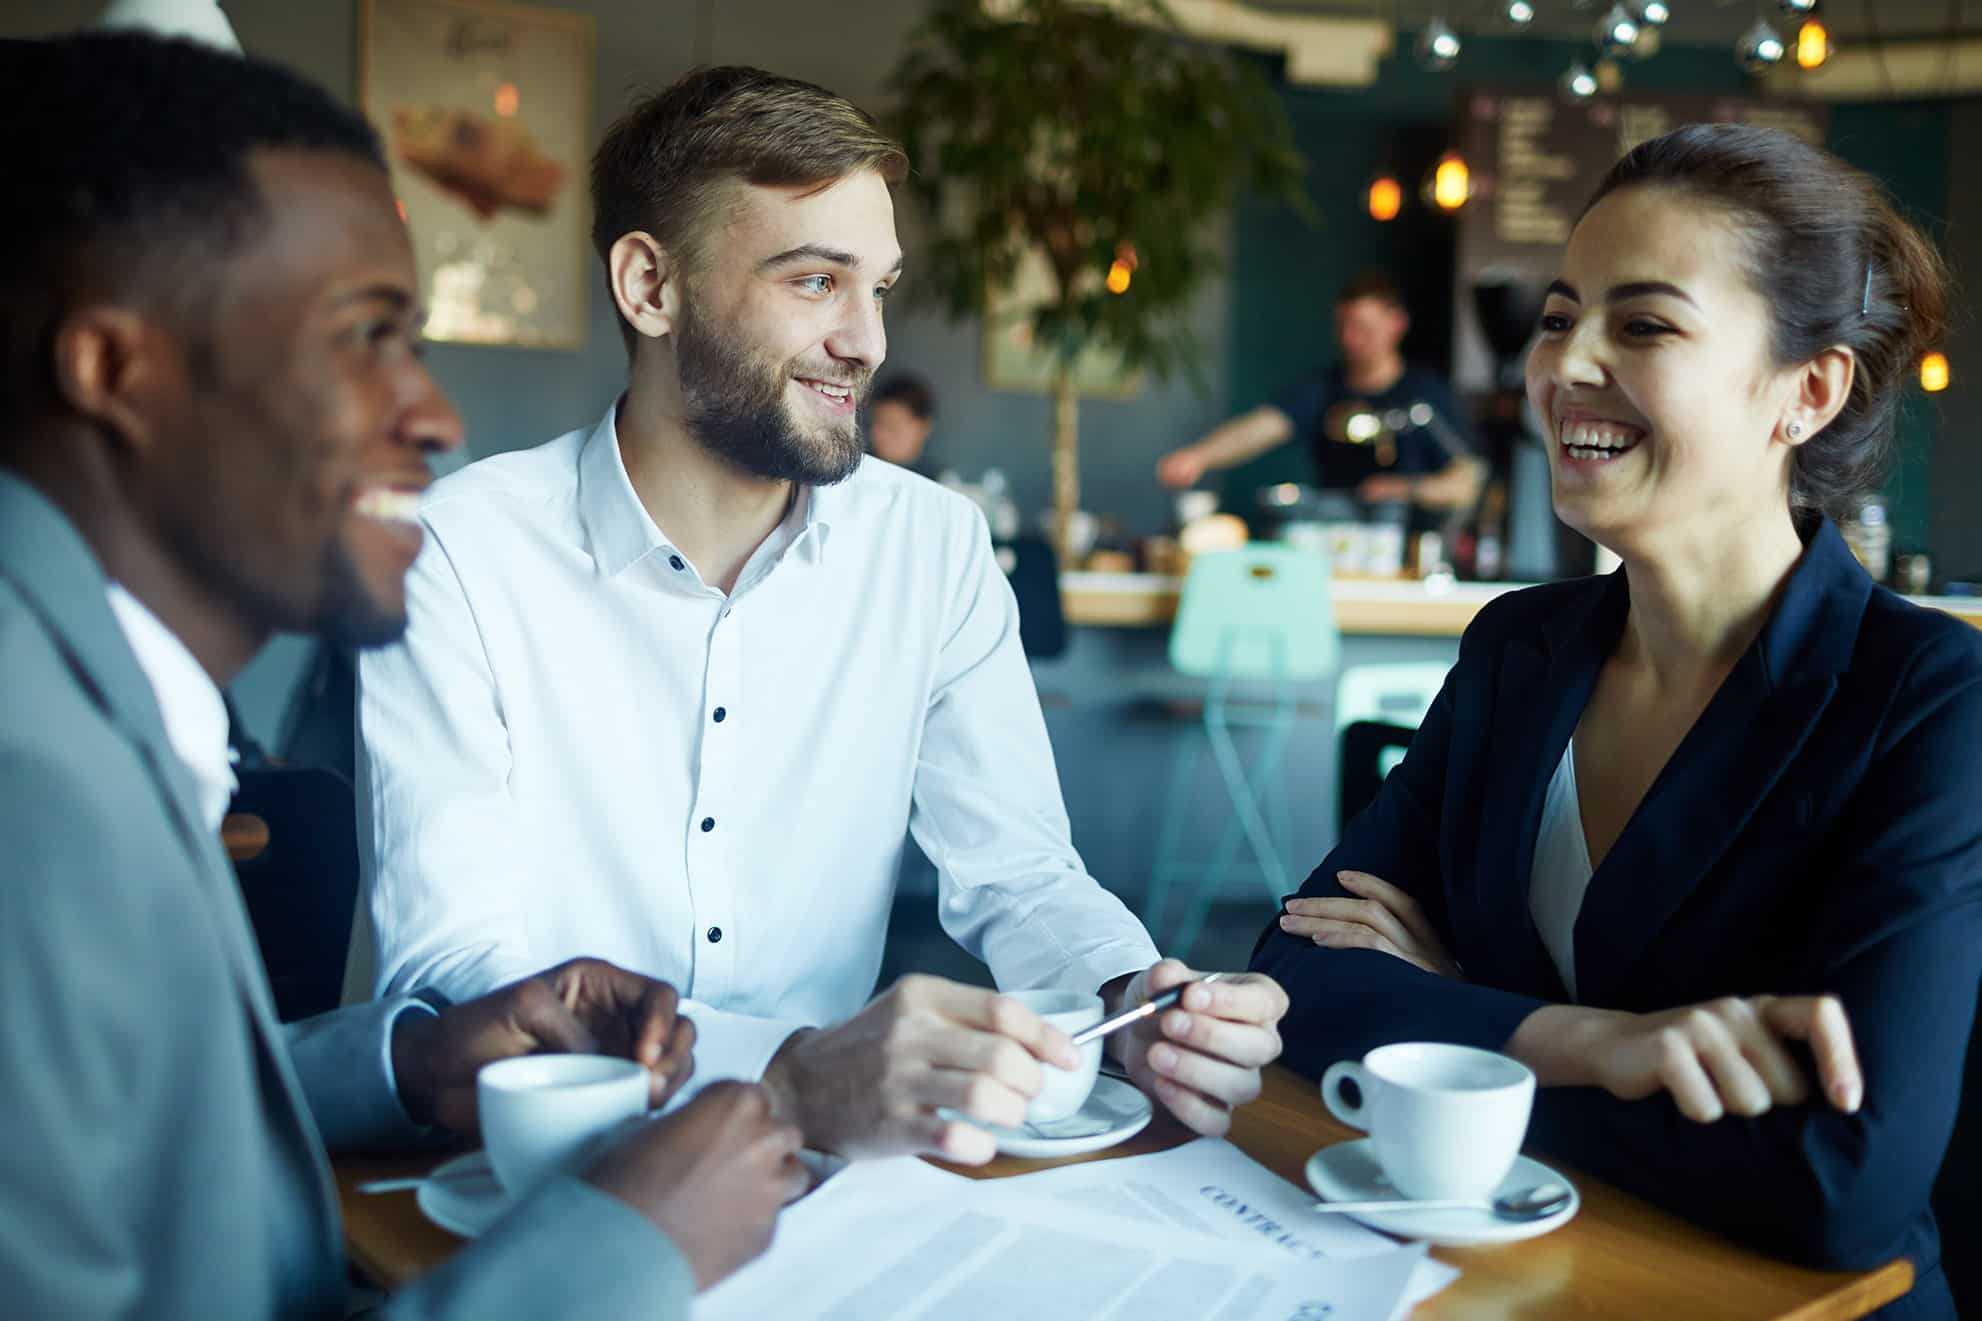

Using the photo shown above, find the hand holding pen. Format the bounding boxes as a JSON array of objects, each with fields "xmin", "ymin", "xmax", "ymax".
[
  {"xmin": 1099, "ymin": 960, "xmax": 1292, "ymax": 1138},
  {"xmin": 1072, "ymin": 973, "xmax": 1226, "ymax": 1047}
]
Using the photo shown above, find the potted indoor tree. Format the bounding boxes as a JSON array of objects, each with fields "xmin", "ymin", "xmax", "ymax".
[{"xmin": 889, "ymin": 0, "xmax": 1311, "ymax": 558}]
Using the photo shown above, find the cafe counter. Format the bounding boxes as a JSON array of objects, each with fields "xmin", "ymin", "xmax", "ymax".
[
  {"xmin": 1008, "ymin": 572, "xmax": 1982, "ymax": 915},
  {"xmin": 1060, "ymin": 570, "xmax": 1982, "ymax": 636}
]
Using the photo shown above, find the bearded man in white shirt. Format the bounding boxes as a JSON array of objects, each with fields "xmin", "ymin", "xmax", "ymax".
[{"xmin": 360, "ymin": 66, "xmax": 1289, "ymax": 1162}]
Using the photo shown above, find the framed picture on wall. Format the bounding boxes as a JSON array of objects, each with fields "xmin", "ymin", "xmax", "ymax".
[
  {"xmin": 981, "ymin": 247, "xmax": 1143, "ymax": 399},
  {"xmin": 358, "ymin": 0, "xmax": 594, "ymax": 349}
]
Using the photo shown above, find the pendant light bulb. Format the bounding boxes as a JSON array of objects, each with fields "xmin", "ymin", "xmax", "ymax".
[
  {"xmin": 1596, "ymin": 4, "xmax": 1641, "ymax": 56},
  {"xmin": 1416, "ymin": 16, "xmax": 1462, "ymax": 71},
  {"xmin": 1736, "ymin": 18, "xmax": 1787, "ymax": 74}
]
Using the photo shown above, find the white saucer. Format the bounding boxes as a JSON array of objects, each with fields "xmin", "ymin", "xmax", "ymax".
[
  {"xmin": 954, "ymin": 1074, "xmax": 1153, "ymax": 1157},
  {"xmin": 1304, "ymin": 1140, "xmax": 1579, "ymax": 1247},
  {"xmin": 416, "ymin": 1151, "xmax": 509, "ymax": 1238},
  {"xmin": 414, "ymin": 1145, "xmax": 849, "ymax": 1237}
]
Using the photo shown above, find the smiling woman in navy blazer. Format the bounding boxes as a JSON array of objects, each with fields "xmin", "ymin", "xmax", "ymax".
[{"xmin": 1252, "ymin": 125, "xmax": 1981, "ymax": 1319}]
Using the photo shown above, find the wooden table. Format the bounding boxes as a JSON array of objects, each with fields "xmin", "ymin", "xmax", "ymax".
[{"xmin": 334, "ymin": 1066, "xmax": 1910, "ymax": 1318}]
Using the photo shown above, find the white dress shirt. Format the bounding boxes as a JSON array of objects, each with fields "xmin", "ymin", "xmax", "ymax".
[
  {"xmin": 106, "ymin": 583, "xmax": 236, "ymax": 831},
  {"xmin": 358, "ymin": 403, "xmax": 1160, "ymax": 1088},
  {"xmin": 1528, "ymin": 740, "xmax": 1594, "ymax": 1000},
  {"xmin": 107, "ymin": 583, "xmax": 432, "ymax": 1101}
]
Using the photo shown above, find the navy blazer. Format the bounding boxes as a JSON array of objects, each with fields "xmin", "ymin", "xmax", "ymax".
[{"xmin": 1252, "ymin": 521, "xmax": 1982, "ymax": 1319}]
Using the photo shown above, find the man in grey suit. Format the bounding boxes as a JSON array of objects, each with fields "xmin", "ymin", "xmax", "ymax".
[{"xmin": 0, "ymin": 31, "xmax": 805, "ymax": 1318}]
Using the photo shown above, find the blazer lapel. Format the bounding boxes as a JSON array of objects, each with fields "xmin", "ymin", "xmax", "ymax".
[
  {"xmin": 1572, "ymin": 522, "xmax": 1868, "ymax": 1004},
  {"xmin": 1459, "ymin": 573, "xmax": 1625, "ymax": 1000},
  {"xmin": 0, "ymin": 475, "xmax": 323, "ymax": 1142}
]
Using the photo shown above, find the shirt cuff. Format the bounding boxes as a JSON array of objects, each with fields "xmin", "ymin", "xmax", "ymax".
[
  {"xmin": 1033, "ymin": 943, "xmax": 1159, "ymax": 1008},
  {"xmin": 378, "ymin": 994, "xmax": 444, "ymax": 1129},
  {"xmin": 284, "ymin": 993, "xmax": 444, "ymax": 1152}
]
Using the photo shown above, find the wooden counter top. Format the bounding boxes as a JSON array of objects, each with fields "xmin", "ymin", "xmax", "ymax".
[{"xmin": 1061, "ymin": 571, "xmax": 1982, "ymax": 638}]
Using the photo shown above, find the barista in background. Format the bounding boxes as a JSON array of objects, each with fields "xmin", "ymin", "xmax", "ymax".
[
  {"xmin": 867, "ymin": 373, "xmax": 936, "ymax": 474},
  {"xmin": 1156, "ymin": 272, "xmax": 1484, "ymax": 510}
]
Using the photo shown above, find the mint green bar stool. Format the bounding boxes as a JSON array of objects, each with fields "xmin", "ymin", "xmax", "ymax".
[{"xmin": 1145, "ymin": 546, "xmax": 1340, "ymax": 955}]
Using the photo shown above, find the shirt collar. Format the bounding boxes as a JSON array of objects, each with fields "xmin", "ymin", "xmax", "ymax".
[
  {"xmin": 576, "ymin": 400, "xmax": 837, "ymax": 579},
  {"xmin": 577, "ymin": 404, "xmax": 671, "ymax": 579},
  {"xmin": 104, "ymin": 583, "xmax": 237, "ymax": 833},
  {"xmin": 791, "ymin": 480, "xmax": 834, "ymax": 564}
]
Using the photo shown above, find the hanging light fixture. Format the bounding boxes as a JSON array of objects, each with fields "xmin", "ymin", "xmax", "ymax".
[
  {"xmin": 1105, "ymin": 240, "xmax": 1137, "ymax": 294},
  {"xmin": 1596, "ymin": 4, "xmax": 1642, "ymax": 56},
  {"xmin": 1634, "ymin": 1, "xmax": 1672, "ymax": 24},
  {"xmin": 1778, "ymin": 0, "xmax": 1818, "ymax": 14},
  {"xmin": 1561, "ymin": 60, "xmax": 1601, "ymax": 100},
  {"xmin": 1416, "ymin": 16, "xmax": 1462, "ymax": 71},
  {"xmin": 1367, "ymin": 175, "xmax": 1404, "ymax": 222},
  {"xmin": 1795, "ymin": 18, "xmax": 1832, "ymax": 68},
  {"xmin": 1425, "ymin": 153, "xmax": 1472, "ymax": 211},
  {"xmin": 1506, "ymin": 1, "xmax": 1537, "ymax": 24},
  {"xmin": 1922, "ymin": 352, "xmax": 1951, "ymax": 393},
  {"xmin": 1736, "ymin": 19, "xmax": 1787, "ymax": 74}
]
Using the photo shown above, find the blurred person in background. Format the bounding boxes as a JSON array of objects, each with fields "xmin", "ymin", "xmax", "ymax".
[
  {"xmin": 867, "ymin": 372, "xmax": 936, "ymax": 473},
  {"xmin": 1157, "ymin": 271, "xmax": 1482, "ymax": 510}
]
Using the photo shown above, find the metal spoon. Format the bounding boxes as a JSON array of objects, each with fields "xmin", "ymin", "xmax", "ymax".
[{"xmin": 1312, "ymin": 1182, "xmax": 1572, "ymax": 1220}]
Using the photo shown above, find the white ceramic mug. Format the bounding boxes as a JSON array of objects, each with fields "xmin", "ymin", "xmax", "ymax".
[
  {"xmin": 1320, "ymin": 1043, "xmax": 1535, "ymax": 1201},
  {"xmin": 1004, "ymin": 989, "xmax": 1104, "ymax": 1124},
  {"xmin": 1174, "ymin": 490, "xmax": 1219, "ymax": 526},
  {"xmin": 477, "ymin": 1055, "xmax": 649, "ymax": 1196}
]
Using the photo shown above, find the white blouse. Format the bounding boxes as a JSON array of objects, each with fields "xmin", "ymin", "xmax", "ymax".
[{"xmin": 1528, "ymin": 740, "xmax": 1595, "ymax": 1000}]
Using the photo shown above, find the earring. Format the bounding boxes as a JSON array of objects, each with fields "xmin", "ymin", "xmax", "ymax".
[{"xmin": 1787, "ymin": 421, "xmax": 1804, "ymax": 439}]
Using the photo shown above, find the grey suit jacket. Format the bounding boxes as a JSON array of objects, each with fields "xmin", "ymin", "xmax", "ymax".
[{"xmin": 0, "ymin": 472, "xmax": 693, "ymax": 1319}]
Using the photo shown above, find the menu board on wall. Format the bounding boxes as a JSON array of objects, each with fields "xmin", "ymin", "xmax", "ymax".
[{"xmin": 1451, "ymin": 90, "xmax": 1828, "ymax": 391}]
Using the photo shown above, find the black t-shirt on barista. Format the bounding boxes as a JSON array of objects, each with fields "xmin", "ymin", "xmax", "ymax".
[{"xmin": 1272, "ymin": 364, "xmax": 1477, "ymax": 491}]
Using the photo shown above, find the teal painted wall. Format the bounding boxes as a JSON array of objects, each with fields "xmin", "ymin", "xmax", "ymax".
[
  {"xmin": 1828, "ymin": 101, "xmax": 1953, "ymax": 552},
  {"xmin": 1227, "ymin": 34, "xmax": 1953, "ymax": 552}
]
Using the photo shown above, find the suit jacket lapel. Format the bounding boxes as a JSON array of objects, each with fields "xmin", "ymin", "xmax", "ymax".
[
  {"xmin": 0, "ymin": 475, "xmax": 324, "ymax": 1153},
  {"xmin": 1460, "ymin": 573, "xmax": 1626, "ymax": 1000},
  {"xmin": 1572, "ymin": 522, "xmax": 1867, "ymax": 1004}
]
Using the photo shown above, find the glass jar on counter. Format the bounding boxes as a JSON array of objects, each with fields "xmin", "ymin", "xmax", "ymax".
[{"xmin": 1841, "ymin": 497, "xmax": 1891, "ymax": 584}]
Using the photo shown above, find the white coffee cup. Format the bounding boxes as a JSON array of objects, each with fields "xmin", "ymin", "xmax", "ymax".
[
  {"xmin": 1004, "ymin": 989, "xmax": 1104, "ymax": 1124},
  {"xmin": 1175, "ymin": 490, "xmax": 1219, "ymax": 526},
  {"xmin": 477, "ymin": 1054, "xmax": 649, "ymax": 1196},
  {"xmin": 1320, "ymin": 1043, "xmax": 1535, "ymax": 1201}
]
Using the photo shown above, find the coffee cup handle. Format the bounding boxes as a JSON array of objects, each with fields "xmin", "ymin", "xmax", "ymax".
[{"xmin": 1320, "ymin": 1061, "xmax": 1370, "ymax": 1131}]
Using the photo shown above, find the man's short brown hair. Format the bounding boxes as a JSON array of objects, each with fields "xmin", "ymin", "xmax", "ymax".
[
  {"xmin": 1335, "ymin": 270, "xmax": 1406, "ymax": 311},
  {"xmin": 590, "ymin": 66, "xmax": 908, "ymax": 349}
]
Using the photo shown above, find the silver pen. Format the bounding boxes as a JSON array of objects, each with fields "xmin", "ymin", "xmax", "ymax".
[{"xmin": 1069, "ymin": 972, "xmax": 1225, "ymax": 1048}]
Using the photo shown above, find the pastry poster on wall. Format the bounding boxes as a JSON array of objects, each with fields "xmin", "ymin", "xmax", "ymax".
[
  {"xmin": 981, "ymin": 247, "xmax": 1142, "ymax": 400},
  {"xmin": 359, "ymin": 0, "xmax": 593, "ymax": 349}
]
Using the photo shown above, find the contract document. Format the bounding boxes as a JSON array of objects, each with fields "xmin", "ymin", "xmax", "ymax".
[
  {"xmin": 697, "ymin": 1155, "xmax": 1430, "ymax": 1321},
  {"xmin": 988, "ymin": 1138, "xmax": 1460, "ymax": 1308}
]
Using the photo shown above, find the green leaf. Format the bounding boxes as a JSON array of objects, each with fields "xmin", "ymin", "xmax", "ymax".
[{"xmin": 887, "ymin": 0, "xmax": 1311, "ymax": 384}]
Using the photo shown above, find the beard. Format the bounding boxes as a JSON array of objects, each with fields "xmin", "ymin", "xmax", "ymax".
[
  {"xmin": 315, "ymin": 534, "xmax": 408, "ymax": 649},
  {"xmin": 675, "ymin": 307, "xmax": 867, "ymax": 486}
]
